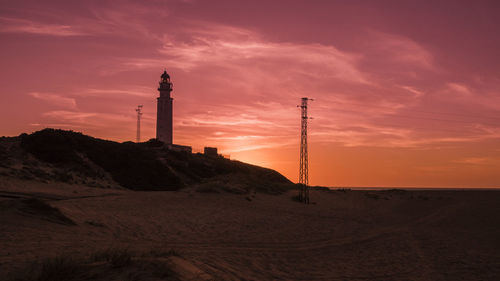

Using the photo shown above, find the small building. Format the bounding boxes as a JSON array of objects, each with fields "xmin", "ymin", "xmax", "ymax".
[
  {"xmin": 204, "ymin": 147, "xmax": 218, "ymax": 157},
  {"xmin": 168, "ymin": 144, "xmax": 192, "ymax": 153}
]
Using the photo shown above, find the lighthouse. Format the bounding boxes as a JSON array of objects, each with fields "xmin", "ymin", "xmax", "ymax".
[{"xmin": 156, "ymin": 70, "xmax": 173, "ymax": 144}]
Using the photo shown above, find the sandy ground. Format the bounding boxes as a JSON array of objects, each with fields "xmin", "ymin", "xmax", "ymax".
[{"xmin": 1, "ymin": 178, "xmax": 499, "ymax": 280}]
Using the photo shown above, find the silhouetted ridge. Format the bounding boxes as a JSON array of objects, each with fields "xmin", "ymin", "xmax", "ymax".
[
  {"xmin": 20, "ymin": 129, "xmax": 182, "ymax": 190},
  {"xmin": 7, "ymin": 129, "xmax": 292, "ymax": 193}
]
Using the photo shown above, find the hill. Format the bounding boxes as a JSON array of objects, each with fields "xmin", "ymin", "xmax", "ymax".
[{"xmin": 0, "ymin": 129, "xmax": 293, "ymax": 193}]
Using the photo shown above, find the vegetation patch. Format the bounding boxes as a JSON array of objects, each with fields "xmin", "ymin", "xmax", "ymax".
[
  {"xmin": 9, "ymin": 248, "xmax": 180, "ymax": 281},
  {"xmin": 91, "ymin": 248, "xmax": 132, "ymax": 268},
  {"xmin": 12, "ymin": 255, "xmax": 81, "ymax": 281},
  {"xmin": 365, "ymin": 193, "xmax": 380, "ymax": 200},
  {"xmin": 85, "ymin": 220, "xmax": 106, "ymax": 228},
  {"xmin": 146, "ymin": 248, "xmax": 180, "ymax": 258}
]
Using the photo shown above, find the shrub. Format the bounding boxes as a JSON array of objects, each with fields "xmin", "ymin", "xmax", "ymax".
[
  {"xmin": 91, "ymin": 248, "xmax": 132, "ymax": 268},
  {"xmin": 19, "ymin": 256, "xmax": 82, "ymax": 281},
  {"xmin": 365, "ymin": 193, "xmax": 380, "ymax": 200}
]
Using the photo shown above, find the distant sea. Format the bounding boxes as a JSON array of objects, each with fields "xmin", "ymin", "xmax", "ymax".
[{"xmin": 329, "ymin": 186, "xmax": 500, "ymax": 191}]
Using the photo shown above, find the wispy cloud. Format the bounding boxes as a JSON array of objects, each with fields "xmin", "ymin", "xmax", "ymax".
[
  {"xmin": 39, "ymin": 110, "xmax": 137, "ymax": 141},
  {"xmin": 158, "ymin": 23, "xmax": 370, "ymax": 85},
  {"xmin": 43, "ymin": 111, "xmax": 97, "ymax": 121},
  {"xmin": 105, "ymin": 23, "xmax": 500, "ymax": 151},
  {"xmin": 10, "ymin": 11, "xmax": 498, "ymax": 153},
  {"xmin": 42, "ymin": 110, "xmax": 131, "ymax": 125},
  {"xmin": 437, "ymin": 81, "xmax": 500, "ymax": 111},
  {"xmin": 453, "ymin": 157, "xmax": 490, "ymax": 165},
  {"xmin": 368, "ymin": 31, "xmax": 434, "ymax": 69},
  {"xmin": 0, "ymin": 17, "xmax": 85, "ymax": 36},
  {"xmin": 28, "ymin": 92, "xmax": 77, "ymax": 109},
  {"xmin": 447, "ymin": 82, "xmax": 471, "ymax": 96},
  {"xmin": 79, "ymin": 87, "xmax": 153, "ymax": 98},
  {"xmin": 400, "ymin": 85, "xmax": 425, "ymax": 98}
]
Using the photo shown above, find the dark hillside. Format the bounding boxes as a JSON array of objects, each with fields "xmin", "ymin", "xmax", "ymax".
[
  {"xmin": 1, "ymin": 129, "xmax": 293, "ymax": 193},
  {"xmin": 20, "ymin": 129, "xmax": 182, "ymax": 190}
]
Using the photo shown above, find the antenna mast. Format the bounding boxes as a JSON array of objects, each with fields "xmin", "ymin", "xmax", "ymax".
[
  {"xmin": 298, "ymin": 97, "xmax": 313, "ymax": 204},
  {"xmin": 136, "ymin": 105, "xmax": 143, "ymax": 142}
]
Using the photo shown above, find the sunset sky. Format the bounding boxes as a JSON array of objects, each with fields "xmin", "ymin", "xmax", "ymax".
[{"xmin": 1, "ymin": 0, "xmax": 499, "ymax": 188}]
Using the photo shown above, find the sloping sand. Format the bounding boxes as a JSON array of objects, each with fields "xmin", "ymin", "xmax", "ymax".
[{"xmin": 1, "ymin": 179, "xmax": 499, "ymax": 280}]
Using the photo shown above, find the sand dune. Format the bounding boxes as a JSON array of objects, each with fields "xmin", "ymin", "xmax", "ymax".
[{"xmin": 1, "ymin": 179, "xmax": 499, "ymax": 280}]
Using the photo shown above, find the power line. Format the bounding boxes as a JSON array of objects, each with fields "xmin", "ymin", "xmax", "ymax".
[
  {"xmin": 321, "ymin": 99, "xmax": 500, "ymax": 122},
  {"xmin": 321, "ymin": 104, "xmax": 500, "ymax": 127}
]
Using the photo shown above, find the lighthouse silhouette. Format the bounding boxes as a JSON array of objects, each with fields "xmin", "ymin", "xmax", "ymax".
[{"xmin": 156, "ymin": 69, "xmax": 173, "ymax": 144}]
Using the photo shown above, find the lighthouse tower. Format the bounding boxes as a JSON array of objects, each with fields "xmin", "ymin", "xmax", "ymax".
[{"xmin": 156, "ymin": 70, "xmax": 173, "ymax": 144}]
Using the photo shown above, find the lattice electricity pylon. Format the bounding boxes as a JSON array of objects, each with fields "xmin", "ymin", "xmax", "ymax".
[
  {"xmin": 136, "ymin": 105, "xmax": 143, "ymax": 142},
  {"xmin": 298, "ymin": 97, "xmax": 313, "ymax": 204}
]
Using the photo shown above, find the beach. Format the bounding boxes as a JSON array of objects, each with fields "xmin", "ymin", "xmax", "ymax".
[{"xmin": 1, "ymin": 179, "xmax": 499, "ymax": 280}]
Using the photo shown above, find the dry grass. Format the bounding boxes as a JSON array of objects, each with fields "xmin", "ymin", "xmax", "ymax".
[
  {"xmin": 11, "ymin": 255, "xmax": 81, "ymax": 281},
  {"xmin": 9, "ymin": 248, "xmax": 180, "ymax": 281},
  {"xmin": 91, "ymin": 248, "xmax": 132, "ymax": 268}
]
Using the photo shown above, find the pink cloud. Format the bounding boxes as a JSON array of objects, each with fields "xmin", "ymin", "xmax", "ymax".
[
  {"xmin": 399, "ymin": 85, "xmax": 425, "ymax": 98},
  {"xmin": 173, "ymin": 101, "xmax": 298, "ymax": 152},
  {"xmin": 0, "ymin": 17, "xmax": 84, "ymax": 36},
  {"xmin": 95, "ymin": 22, "xmax": 499, "ymax": 153},
  {"xmin": 28, "ymin": 92, "xmax": 77, "ymax": 109},
  {"xmin": 80, "ymin": 87, "xmax": 153, "ymax": 98},
  {"xmin": 447, "ymin": 82, "xmax": 471, "ymax": 96},
  {"xmin": 370, "ymin": 31, "xmax": 434, "ymax": 69},
  {"xmin": 41, "ymin": 110, "xmax": 134, "ymax": 131},
  {"xmin": 158, "ymin": 23, "xmax": 370, "ymax": 84},
  {"xmin": 453, "ymin": 157, "xmax": 490, "ymax": 165},
  {"xmin": 39, "ymin": 110, "xmax": 137, "ymax": 141}
]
